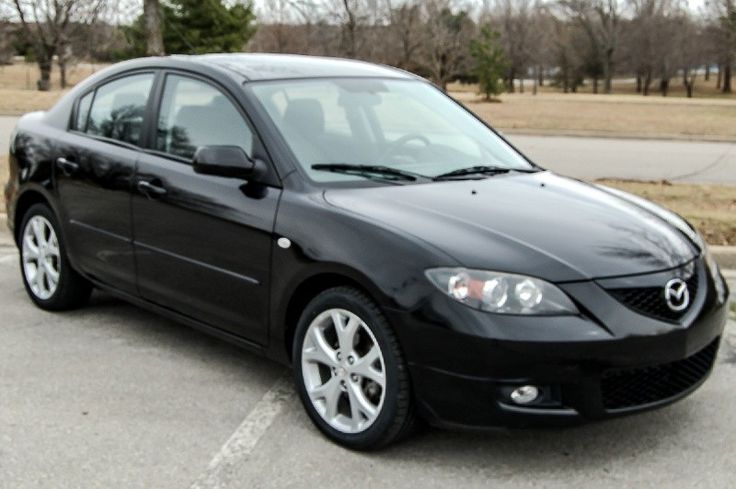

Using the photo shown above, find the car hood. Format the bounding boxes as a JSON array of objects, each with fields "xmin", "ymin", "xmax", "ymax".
[{"xmin": 323, "ymin": 172, "xmax": 699, "ymax": 282}]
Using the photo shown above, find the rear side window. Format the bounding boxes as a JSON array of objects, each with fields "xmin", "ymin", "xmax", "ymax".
[
  {"xmin": 75, "ymin": 91, "xmax": 93, "ymax": 131},
  {"xmin": 86, "ymin": 73, "xmax": 154, "ymax": 145},
  {"xmin": 156, "ymin": 75, "xmax": 253, "ymax": 160}
]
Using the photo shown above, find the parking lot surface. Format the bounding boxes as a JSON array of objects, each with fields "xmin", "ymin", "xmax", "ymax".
[{"xmin": 1, "ymin": 234, "xmax": 735, "ymax": 488}]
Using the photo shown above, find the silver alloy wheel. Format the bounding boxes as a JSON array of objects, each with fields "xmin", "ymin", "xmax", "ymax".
[
  {"xmin": 301, "ymin": 308, "xmax": 387, "ymax": 434},
  {"xmin": 22, "ymin": 215, "xmax": 61, "ymax": 300}
]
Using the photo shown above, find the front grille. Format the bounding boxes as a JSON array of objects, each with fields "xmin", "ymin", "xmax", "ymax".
[
  {"xmin": 601, "ymin": 338, "xmax": 719, "ymax": 411},
  {"xmin": 608, "ymin": 272, "xmax": 698, "ymax": 322}
]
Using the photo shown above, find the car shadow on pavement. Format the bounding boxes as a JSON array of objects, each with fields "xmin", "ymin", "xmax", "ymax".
[
  {"xmin": 383, "ymin": 404, "xmax": 693, "ymax": 467},
  {"xmin": 60, "ymin": 290, "xmax": 288, "ymax": 387}
]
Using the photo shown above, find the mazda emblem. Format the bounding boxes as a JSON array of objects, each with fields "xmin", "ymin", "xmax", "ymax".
[{"xmin": 664, "ymin": 278, "xmax": 690, "ymax": 312}]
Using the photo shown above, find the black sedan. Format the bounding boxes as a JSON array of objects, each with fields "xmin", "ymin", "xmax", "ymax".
[{"xmin": 4, "ymin": 54, "xmax": 730, "ymax": 450}]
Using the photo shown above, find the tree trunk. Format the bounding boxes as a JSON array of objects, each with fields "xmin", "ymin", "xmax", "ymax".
[
  {"xmin": 722, "ymin": 64, "xmax": 732, "ymax": 94},
  {"xmin": 635, "ymin": 73, "xmax": 642, "ymax": 93},
  {"xmin": 603, "ymin": 49, "xmax": 613, "ymax": 94},
  {"xmin": 59, "ymin": 58, "xmax": 67, "ymax": 89},
  {"xmin": 519, "ymin": 77, "xmax": 524, "ymax": 94},
  {"xmin": 533, "ymin": 66, "xmax": 539, "ymax": 95},
  {"xmin": 144, "ymin": 0, "xmax": 165, "ymax": 56},
  {"xmin": 683, "ymin": 70, "xmax": 694, "ymax": 98},
  {"xmin": 593, "ymin": 77, "xmax": 599, "ymax": 94},
  {"xmin": 660, "ymin": 79, "xmax": 669, "ymax": 97},
  {"xmin": 716, "ymin": 64, "xmax": 722, "ymax": 89},
  {"xmin": 704, "ymin": 65, "xmax": 710, "ymax": 82},
  {"xmin": 538, "ymin": 66, "xmax": 544, "ymax": 87},
  {"xmin": 57, "ymin": 37, "xmax": 70, "ymax": 89},
  {"xmin": 643, "ymin": 70, "xmax": 652, "ymax": 96},
  {"xmin": 685, "ymin": 79, "xmax": 694, "ymax": 98},
  {"xmin": 506, "ymin": 69, "xmax": 515, "ymax": 93},
  {"xmin": 37, "ymin": 52, "xmax": 53, "ymax": 92}
]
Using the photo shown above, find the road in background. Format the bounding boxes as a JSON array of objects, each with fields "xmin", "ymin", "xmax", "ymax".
[
  {"xmin": 1, "ymin": 115, "xmax": 735, "ymax": 184},
  {"xmin": 0, "ymin": 116, "xmax": 17, "ymax": 154},
  {"xmin": 508, "ymin": 133, "xmax": 736, "ymax": 184}
]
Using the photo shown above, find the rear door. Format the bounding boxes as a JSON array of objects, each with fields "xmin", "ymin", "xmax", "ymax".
[
  {"xmin": 58, "ymin": 72, "xmax": 156, "ymax": 294},
  {"xmin": 132, "ymin": 72, "xmax": 281, "ymax": 345}
]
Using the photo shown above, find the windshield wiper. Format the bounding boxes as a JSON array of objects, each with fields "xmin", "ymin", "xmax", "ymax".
[
  {"xmin": 311, "ymin": 163, "xmax": 426, "ymax": 182},
  {"xmin": 433, "ymin": 165, "xmax": 539, "ymax": 181}
]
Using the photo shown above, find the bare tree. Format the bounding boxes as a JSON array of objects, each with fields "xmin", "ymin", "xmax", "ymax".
[
  {"xmin": 550, "ymin": 16, "xmax": 585, "ymax": 92},
  {"xmin": 487, "ymin": 0, "xmax": 530, "ymax": 93},
  {"xmin": 143, "ymin": 0, "xmax": 164, "ymax": 56},
  {"xmin": 559, "ymin": 0, "xmax": 623, "ymax": 94},
  {"xmin": 385, "ymin": 0, "xmax": 424, "ymax": 71},
  {"xmin": 8, "ymin": 0, "xmax": 106, "ymax": 90},
  {"xmin": 422, "ymin": 0, "xmax": 475, "ymax": 90},
  {"xmin": 679, "ymin": 15, "xmax": 705, "ymax": 98},
  {"xmin": 710, "ymin": 0, "xmax": 735, "ymax": 93}
]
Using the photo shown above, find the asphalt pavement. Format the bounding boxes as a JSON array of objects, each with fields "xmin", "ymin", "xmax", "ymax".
[
  {"xmin": 1, "ymin": 229, "xmax": 735, "ymax": 488},
  {"xmin": 1, "ymin": 115, "xmax": 735, "ymax": 184}
]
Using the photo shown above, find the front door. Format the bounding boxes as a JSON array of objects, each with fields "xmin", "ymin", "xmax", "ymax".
[{"xmin": 132, "ymin": 73, "xmax": 280, "ymax": 345}]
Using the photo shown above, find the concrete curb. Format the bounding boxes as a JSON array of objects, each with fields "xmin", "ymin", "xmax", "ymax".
[{"xmin": 0, "ymin": 213, "xmax": 10, "ymax": 248}]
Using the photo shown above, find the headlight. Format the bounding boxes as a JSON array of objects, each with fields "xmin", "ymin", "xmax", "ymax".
[{"xmin": 426, "ymin": 268, "xmax": 578, "ymax": 315}]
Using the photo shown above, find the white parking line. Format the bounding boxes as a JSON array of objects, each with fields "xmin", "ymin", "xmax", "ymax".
[{"xmin": 190, "ymin": 374, "xmax": 294, "ymax": 489}]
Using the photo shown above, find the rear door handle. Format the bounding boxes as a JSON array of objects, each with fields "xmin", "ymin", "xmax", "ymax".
[
  {"xmin": 56, "ymin": 157, "xmax": 79, "ymax": 175},
  {"xmin": 137, "ymin": 179, "xmax": 168, "ymax": 197}
]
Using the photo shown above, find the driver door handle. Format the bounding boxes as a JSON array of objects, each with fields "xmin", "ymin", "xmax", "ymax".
[{"xmin": 137, "ymin": 179, "xmax": 168, "ymax": 197}]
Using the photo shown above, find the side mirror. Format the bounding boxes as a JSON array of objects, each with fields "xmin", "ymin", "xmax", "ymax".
[{"xmin": 192, "ymin": 145, "xmax": 267, "ymax": 180}]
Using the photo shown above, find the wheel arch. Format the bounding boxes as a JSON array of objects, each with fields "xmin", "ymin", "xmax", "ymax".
[
  {"xmin": 13, "ymin": 188, "xmax": 54, "ymax": 245},
  {"xmin": 281, "ymin": 270, "xmax": 389, "ymax": 363}
]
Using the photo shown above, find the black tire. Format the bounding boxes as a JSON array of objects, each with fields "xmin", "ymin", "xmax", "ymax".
[
  {"xmin": 292, "ymin": 286, "xmax": 414, "ymax": 450},
  {"xmin": 18, "ymin": 203, "xmax": 92, "ymax": 310}
]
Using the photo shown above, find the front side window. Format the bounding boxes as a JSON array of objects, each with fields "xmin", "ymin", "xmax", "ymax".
[
  {"xmin": 249, "ymin": 78, "xmax": 532, "ymax": 183},
  {"xmin": 156, "ymin": 75, "xmax": 253, "ymax": 160},
  {"xmin": 86, "ymin": 73, "xmax": 154, "ymax": 145}
]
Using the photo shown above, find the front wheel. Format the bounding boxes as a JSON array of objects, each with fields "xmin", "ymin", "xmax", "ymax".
[
  {"xmin": 293, "ymin": 287, "xmax": 414, "ymax": 450},
  {"xmin": 19, "ymin": 203, "xmax": 92, "ymax": 310}
]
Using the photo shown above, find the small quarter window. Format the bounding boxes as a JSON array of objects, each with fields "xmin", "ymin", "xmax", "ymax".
[
  {"xmin": 86, "ymin": 73, "xmax": 154, "ymax": 145},
  {"xmin": 75, "ymin": 91, "xmax": 93, "ymax": 131},
  {"xmin": 156, "ymin": 75, "xmax": 253, "ymax": 160}
]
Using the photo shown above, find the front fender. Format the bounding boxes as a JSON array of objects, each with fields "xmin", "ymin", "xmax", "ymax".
[{"xmin": 267, "ymin": 190, "xmax": 460, "ymax": 362}]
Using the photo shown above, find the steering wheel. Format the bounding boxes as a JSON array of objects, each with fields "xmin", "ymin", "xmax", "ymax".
[{"xmin": 379, "ymin": 134, "xmax": 431, "ymax": 162}]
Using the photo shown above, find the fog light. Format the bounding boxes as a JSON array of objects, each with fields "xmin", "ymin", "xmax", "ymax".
[{"xmin": 510, "ymin": 385, "xmax": 539, "ymax": 405}]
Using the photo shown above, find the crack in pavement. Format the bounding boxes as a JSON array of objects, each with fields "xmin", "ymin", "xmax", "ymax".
[{"xmin": 670, "ymin": 142, "xmax": 735, "ymax": 182}]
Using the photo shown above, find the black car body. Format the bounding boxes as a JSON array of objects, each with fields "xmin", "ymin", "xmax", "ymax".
[{"xmin": 5, "ymin": 54, "xmax": 730, "ymax": 448}]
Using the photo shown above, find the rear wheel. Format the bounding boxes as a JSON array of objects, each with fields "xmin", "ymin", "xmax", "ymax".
[
  {"xmin": 19, "ymin": 204, "xmax": 92, "ymax": 310},
  {"xmin": 293, "ymin": 286, "xmax": 414, "ymax": 450}
]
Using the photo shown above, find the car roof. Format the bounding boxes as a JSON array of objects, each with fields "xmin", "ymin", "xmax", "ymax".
[{"xmin": 182, "ymin": 53, "xmax": 417, "ymax": 82}]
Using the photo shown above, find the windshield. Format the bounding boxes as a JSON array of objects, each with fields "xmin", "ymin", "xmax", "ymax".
[{"xmin": 248, "ymin": 78, "xmax": 534, "ymax": 183}]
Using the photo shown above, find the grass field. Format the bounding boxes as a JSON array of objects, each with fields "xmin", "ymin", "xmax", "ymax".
[
  {"xmin": 597, "ymin": 179, "xmax": 736, "ymax": 246},
  {"xmin": 448, "ymin": 73, "xmax": 736, "ymax": 98},
  {"xmin": 456, "ymin": 92, "xmax": 736, "ymax": 141},
  {"xmin": 0, "ymin": 62, "xmax": 105, "ymax": 114}
]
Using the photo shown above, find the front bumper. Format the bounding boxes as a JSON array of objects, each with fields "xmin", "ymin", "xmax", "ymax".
[{"xmin": 386, "ymin": 258, "xmax": 729, "ymax": 429}]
